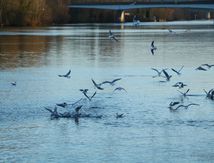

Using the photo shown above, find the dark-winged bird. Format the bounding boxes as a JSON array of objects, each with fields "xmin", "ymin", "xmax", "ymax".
[
  {"xmin": 58, "ymin": 69, "xmax": 71, "ymax": 78},
  {"xmin": 109, "ymin": 30, "xmax": 118, "ymax": 42},
  {"xmin": 150, "ymin": 41, "xmax": 157, "ymax": 55}
]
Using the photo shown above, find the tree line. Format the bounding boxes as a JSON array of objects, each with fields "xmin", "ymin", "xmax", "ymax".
[{"xmin": 0, "ymin": 0, "xmax": 70, "ymax": 26}]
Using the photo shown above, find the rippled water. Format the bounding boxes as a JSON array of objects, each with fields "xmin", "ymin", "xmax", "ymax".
[{"xmin": 1, "ymin": 24, "xmax": 214, "ymax": 162}]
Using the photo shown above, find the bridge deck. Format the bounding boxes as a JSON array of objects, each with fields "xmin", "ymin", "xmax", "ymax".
[{"xmin": 68, "ymin": 4, "xmax": 214, "ymax": 10}]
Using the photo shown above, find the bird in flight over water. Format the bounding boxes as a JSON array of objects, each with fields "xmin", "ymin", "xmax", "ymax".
[
  {"xmin": 150, "ymin": 41, "xmax": 157, "ymax": 55},
  {"xmin": 109, "ymin": 30, "xmax": 118, "ymax": 42},
  {"xmin": 58, "ymin": 69, "xmax": 71, "ymax": 78}
]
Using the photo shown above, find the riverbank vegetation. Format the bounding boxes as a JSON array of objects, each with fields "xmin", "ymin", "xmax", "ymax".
[{"xmin": 0, "ymin": 0, "xmax": 70, "ymax": 26}]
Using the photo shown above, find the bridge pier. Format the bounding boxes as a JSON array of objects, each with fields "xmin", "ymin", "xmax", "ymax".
[
  {"xmin": 207, "ymin": 11, "xmax": 211, "ymax": 19},
  {"xmin": 120, "ymin": 11, "xmax": 125, "ymax": 23}
]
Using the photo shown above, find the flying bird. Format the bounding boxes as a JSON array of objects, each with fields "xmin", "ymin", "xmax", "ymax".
[
  {"xmin": 173, "ymin": 103, "xmax": 199, "ymax": 110},
  {"xmin": 150, "ymin": 41, "xmax": 157, "ymax": 55},
  {"xmin": 168, "ymin": 29, "xmax": 176, "ymax": 34},
  {"xmin": 172, "ymin": 82, "xmax": 187, "ymax": 89},
  {"xmin": 109, "ymin": 30, "xmax": 118, "ymax": 42},
  {"xmin": 58, "ymin": 69, "xmax": 71, "ymax": 78}
]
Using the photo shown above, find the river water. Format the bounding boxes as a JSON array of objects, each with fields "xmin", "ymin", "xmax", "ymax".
[{"xmin": 0, "ymin": 23, "xmax": 214, "ymax": 162}]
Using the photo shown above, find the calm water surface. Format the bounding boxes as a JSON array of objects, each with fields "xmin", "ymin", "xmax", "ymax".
[{"xmin": 0, "ymin": 24, "xmax": 214, "ymax": 162}]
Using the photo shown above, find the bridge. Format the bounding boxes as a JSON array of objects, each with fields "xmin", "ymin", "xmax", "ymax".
[
  {"xmin": 68, "ymin": 1, "xmax": 214, "ymax": 22},
  {"xmin": 68, "ymin": 4, "xmax": 214, "ymax": 11}
]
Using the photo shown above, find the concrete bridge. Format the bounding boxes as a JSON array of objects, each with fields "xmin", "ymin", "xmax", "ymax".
[
  {"xmin": 68, "ymin": 4, "xmax": 214, "ymax": 11},
  {"xmin": 68, "ymin": 2, "xmax": 214, "ymax": 22}
]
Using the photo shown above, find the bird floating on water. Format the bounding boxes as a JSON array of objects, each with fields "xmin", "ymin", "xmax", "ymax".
[
  {"xmin": 116, "ymin": 113, "xmax": 124, "ymax": 118},
  {"xmin": 58, "ymin": 69, "xmax": 71, "ymax": 78},
  {"xmin": 168, "ymin": 29, "xmax": 176, "ymax": 34},
  {"xmin": 11, "ymin": 82, "xmax": 16, "ymax": 86}
]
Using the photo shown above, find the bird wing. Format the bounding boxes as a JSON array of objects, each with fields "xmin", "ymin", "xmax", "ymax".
[
  {"xmin": 185, "ymin": 89, "xmax": 190, "ymax": 94},
  {"xmin": 44, "ymin": 107, "xmax": 53, "ymax": 113},
  {"xmin": 75, "ymin": 105, "xmax": 83, "ymax": 113},
  {"xmin": 112, "ymin": 78, "xmax": 122, "ymax": 83},
  {"xmin": 163, "ymin": 70, "xmax": 170, "ymax": 79},
  {"xmin": 92, "ymin": 79, "xmax": 98, "ymax": 87},
  {"xmin": 151, "ymin": 49, "xmax": 154, "ymax": 55},
  {"xmin": 187, "ymin": 103, "xmax": 199, "ymax": 107},
  {"xmin": 90, "ymin": 91, "xmax": 97, "ymax": 100},
  {"xmin": 203, "ymin": 89, "xmax": 208, "ymax": 95},
  {"xmin": 109, "ymin": 30, "xmax": 112, "ymax": 35},
  {"xmin": 151, "ymin": 41, "xmax": 154, "ymax": 47},
  {"xmin": 175, "ymin": 105, "xmax": 185, "ymax": 110},
  {"xmin": 100, "ymin": 81, "xmax": 111, "ymax": 85},
  {"xmin": 171, "ymin": 68, "xmax": 179, "ymax": 75},
  {"xmin": 151, "ymin": 68, "xmax": 160, "ymax": 74},
  {"xmin": 65, "ymin": 69, "xmax": 71, "ymax": 76},
  {"xmin": 178, "ymin": 66, "xmax": 184, "ymax": 72},
  {"xmin": 82, "ymin": 92, "xmax": 91, "ymax": 101},
  {"xmin": 113, "ymin": 36, "xmax": 118, "ymax": 42}
]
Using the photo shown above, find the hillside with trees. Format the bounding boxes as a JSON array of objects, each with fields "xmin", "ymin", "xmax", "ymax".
[{"xmin": 0, "ymin": 0, "xmax": 70, "ymax": 26}]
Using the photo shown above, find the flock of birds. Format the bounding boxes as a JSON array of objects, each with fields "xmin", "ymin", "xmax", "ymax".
[
  {"xmin": 44, "ymin": 68, "xmax": 126, "ymax": 121},
  {"xmin": 10, "ymin": 29, "xmax": 214, "ymax": 123}
]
